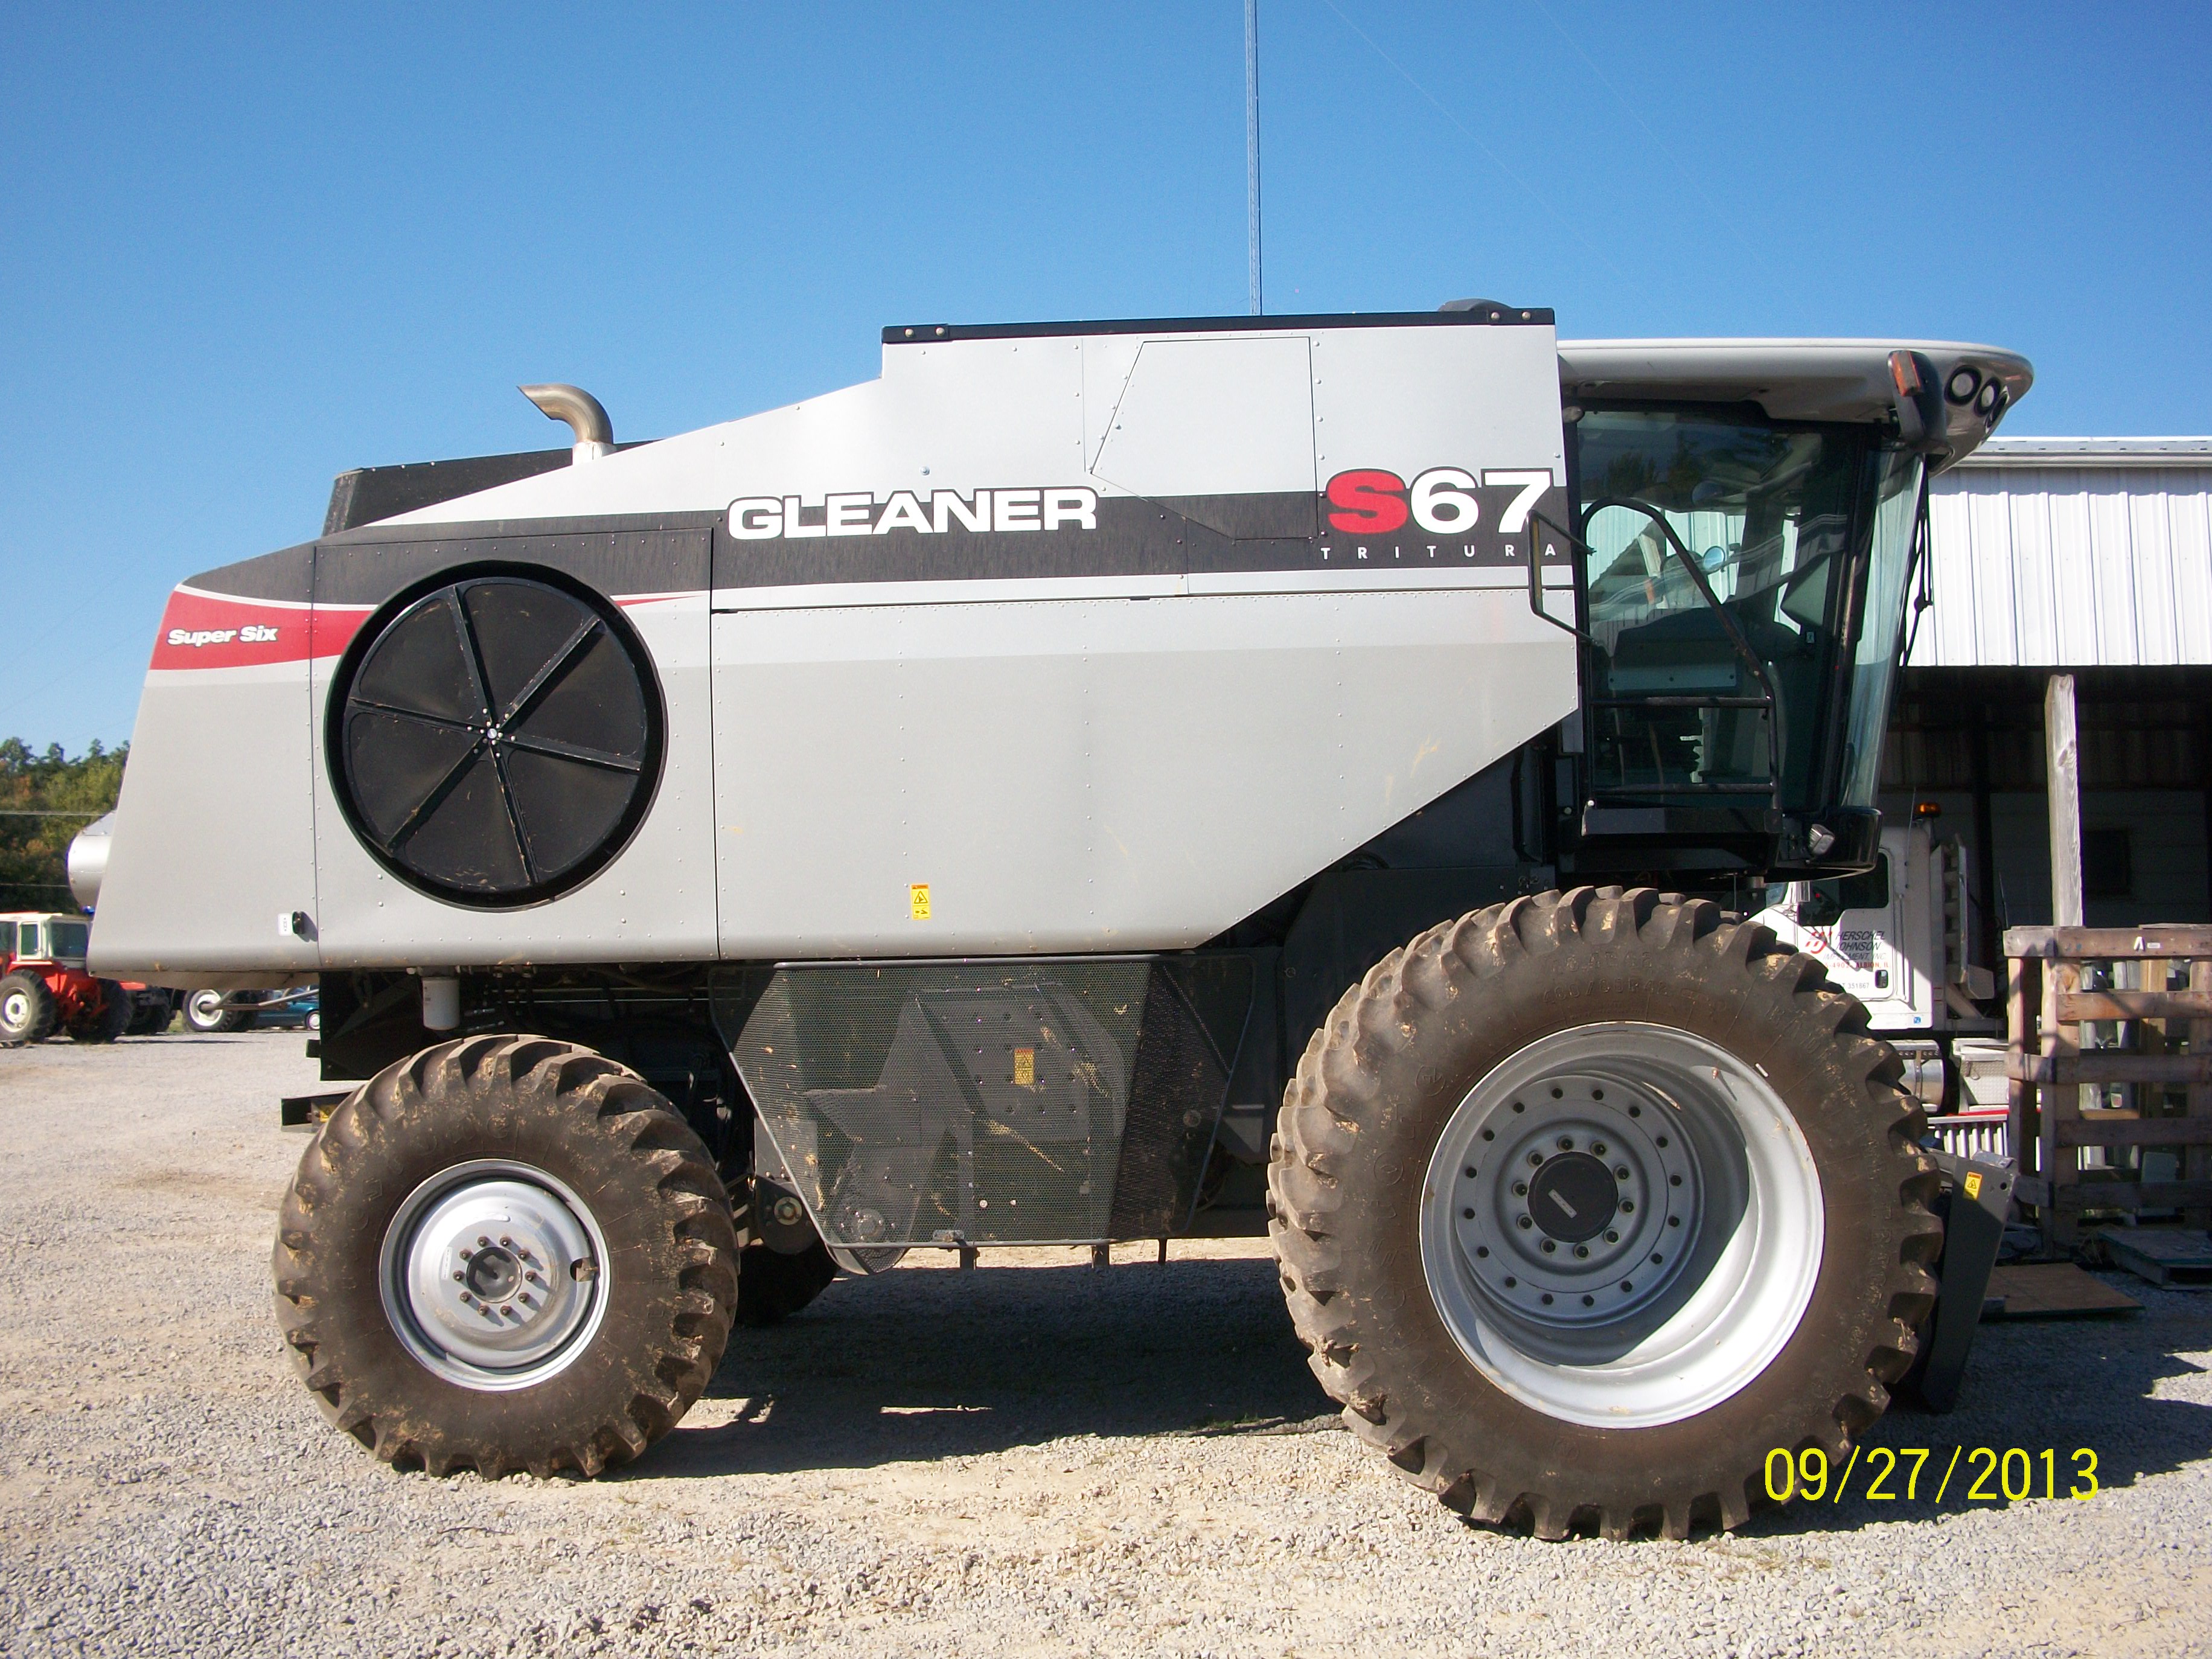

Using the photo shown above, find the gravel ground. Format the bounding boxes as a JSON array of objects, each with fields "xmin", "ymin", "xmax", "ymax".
[{"xmin": 3, "ymin": 1034, "xmax": 2211, "ymax": 1659}]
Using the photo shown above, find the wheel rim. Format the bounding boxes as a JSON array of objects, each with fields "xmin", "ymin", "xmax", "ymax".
[
  {"xmin": 188, "ymin": 991, "xmax": 221, "ymax": 1026},
  {"xmin": 2, "ymin": 989, "xmax": 27, "ymax": 1030},
  {"xmin": 1420, "ymin": 1021, "xmax": 1823, "ymax": 1430},
  {"xmin": 378, "ymin": 1159, "xmax": 610, "ymax": 1392}
]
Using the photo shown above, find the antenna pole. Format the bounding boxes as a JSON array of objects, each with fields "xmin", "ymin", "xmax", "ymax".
[{"xmin": 1245, "ymin": 0, "xmax": 1262, "ymax": 315}]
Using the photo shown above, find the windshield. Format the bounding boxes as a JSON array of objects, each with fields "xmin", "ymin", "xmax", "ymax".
[
  {"xmin": 50, "ymin": 920, "xmax": 89, "ymax": 961},
  {"xmin": 1574, "ymin": 410, "xmax": 1868, "ymax": 809},
  {"xmin": 1837, "ymin": 450, "xmax": 1924, "ymax": 808}
]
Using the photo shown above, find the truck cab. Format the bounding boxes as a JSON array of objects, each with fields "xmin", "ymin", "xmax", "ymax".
[{"xmin": 1754, "ymin": 818, "xmax": 2004, "ymax": 1114}]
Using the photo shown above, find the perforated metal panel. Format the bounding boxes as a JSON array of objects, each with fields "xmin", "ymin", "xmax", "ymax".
[{"xmin": 718, "ymin": 957, "xmax": 1250, "ymax": 1247}]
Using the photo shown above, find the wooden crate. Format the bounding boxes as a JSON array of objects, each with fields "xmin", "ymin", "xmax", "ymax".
[{"xmin": 2006, "ymin": 924, "xmax": 2212, "ymax": 1247}]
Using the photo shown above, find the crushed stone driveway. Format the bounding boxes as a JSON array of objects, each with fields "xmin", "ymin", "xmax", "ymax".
[{"xmin": 2, "ymin": 1034, "xmax": 2210, "ymax": 1658}]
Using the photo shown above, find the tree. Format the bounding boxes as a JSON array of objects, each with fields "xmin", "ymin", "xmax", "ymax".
[{"xmin": 0, "ymin": 739, "xmax": 127, "ymax": 912}]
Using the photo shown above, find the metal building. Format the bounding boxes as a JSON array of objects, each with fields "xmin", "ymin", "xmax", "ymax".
[{"xmin": 1884, "ymin": 436, "xmax": 2212, "ymax": 960}]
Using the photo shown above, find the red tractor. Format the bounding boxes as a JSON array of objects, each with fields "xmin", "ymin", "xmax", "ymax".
[{"xmin": 0, "ymin": 912, "xmax": 134, "ymax": 1045}]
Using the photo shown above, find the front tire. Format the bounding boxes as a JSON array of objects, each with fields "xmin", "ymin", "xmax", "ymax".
[
  {"xmin": 273, "ymin": 1035, "xmax": 741, "ymax": 1477},
  {"xmin": 1268, "ymin": 887, "xmax": 1941, "ymax": 1539},
  {"xmin": 0, "ymin": 971, "xmax": 58, "ymax": 1046}
]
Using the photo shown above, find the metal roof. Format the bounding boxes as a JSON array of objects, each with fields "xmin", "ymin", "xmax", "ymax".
[
  {"xmin": 1951, "ymin": 435, "xmax": 2212, "ymax": 468},
  {"xmin": 1911, "ymin": 438, "xmax": 2212, "ymax": 668}
]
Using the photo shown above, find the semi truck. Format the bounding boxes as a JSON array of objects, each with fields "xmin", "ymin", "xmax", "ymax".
[
  {"xmin": 1754, "ymin": 816, "xmax": 2009, "ymax": 1131},
  {"xmin": 79, "ymin": 302, "xmax": 2030, "ymax": 1538}
]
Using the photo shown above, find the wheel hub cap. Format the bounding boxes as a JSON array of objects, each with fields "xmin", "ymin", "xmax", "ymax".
[
  {"xmin": 1525, "ymin": 1152, "xmax": 1620, "ymax": 1244},
  {"xmin": 379, "ymin": 1160, "xmax": 608, "ymax": 1391}
]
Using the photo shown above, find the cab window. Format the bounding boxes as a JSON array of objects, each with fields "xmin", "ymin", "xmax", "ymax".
[{"xmin": 1797, "ymin": 854, "xmax": 1891, "ymax": 927}]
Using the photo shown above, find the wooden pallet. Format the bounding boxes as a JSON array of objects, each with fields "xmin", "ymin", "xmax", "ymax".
[
  {"xmin": 2006, "ymin": 924, "xmax": 2212, "ymax": 1245},
  {"xmin": 2100, "ymin": 1228, "xmax": 2212, "ymax": 1288},
  {"xmin": 1982, "ymin": 1262, "xmax": 2141, "ymax": 1319}
]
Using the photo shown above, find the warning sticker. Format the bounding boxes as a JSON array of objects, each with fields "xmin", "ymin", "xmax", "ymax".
[
  {"xmin": 1012, "ymin": 1047, "xmax": 1035, "ymax": 1087},
  {"xmin": 909, "ymin": 883, "xmax": 932, "ymax": 920},
  {"xmin": 1963, "ymin": 1171, "xmax": 1983, "ymax": 1200}
]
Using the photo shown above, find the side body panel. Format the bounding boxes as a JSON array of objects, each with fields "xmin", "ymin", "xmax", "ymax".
[{"xmin": 89, "ymin": 561, "xmax": 321, "ymax": 985}]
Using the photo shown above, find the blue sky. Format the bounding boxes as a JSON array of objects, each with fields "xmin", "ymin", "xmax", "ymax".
[{"xmin": 3, "ymin": 2, "xmax": 2207, "ymax": 750}]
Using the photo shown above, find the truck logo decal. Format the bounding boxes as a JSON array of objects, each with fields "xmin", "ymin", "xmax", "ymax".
[{"xmin": 730, "ymin": 488, "xmax": 1101, "ymax": 540}]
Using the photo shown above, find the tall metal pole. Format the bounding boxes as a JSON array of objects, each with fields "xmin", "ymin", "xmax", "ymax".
[{"xmin": 1245, "ymin": 0, "xmax": 1262, "ymax": 315}]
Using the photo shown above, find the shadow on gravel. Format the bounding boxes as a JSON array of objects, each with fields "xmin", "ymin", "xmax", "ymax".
[
  {"xmin": 642, "ymin": 1254, "xmax": 1334, "ymax": 1478},
  {"xmin": 1750, "ymin": 1277, "xmax": 2212, "ymax": 1536}
]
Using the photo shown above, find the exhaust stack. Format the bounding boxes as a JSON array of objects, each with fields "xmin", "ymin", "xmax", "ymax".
[{"xmin": 519, "ymin": 383, "xmax": 613, "ymax": 464}]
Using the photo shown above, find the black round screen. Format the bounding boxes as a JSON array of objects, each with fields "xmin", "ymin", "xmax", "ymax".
[{"xmin": 331, "ymin": 574, "xmax": 663, "ymax": 907}]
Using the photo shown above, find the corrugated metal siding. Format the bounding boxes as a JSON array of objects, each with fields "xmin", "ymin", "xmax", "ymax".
[{"xmin": 1914, "ymin": 461, "xmax": 2212, "ymax": 667}]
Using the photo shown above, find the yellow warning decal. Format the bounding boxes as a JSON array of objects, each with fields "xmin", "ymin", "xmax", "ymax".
[
  {"xmin": 909, "ymin": 883, "xmax": 932, "ymax": 920},
  {"xmin": 1012, "ymin": 1047, "xmax": 1035, "ymax": 1087},
  {"xmin": 1963, "ymin": 1171, "xmax": 1983, "ymax": 1200}
]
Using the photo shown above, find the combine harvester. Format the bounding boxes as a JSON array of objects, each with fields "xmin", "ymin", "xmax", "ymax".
[{"xmin": 82, "ymin": 301, "xmax": 2030, "ymax": 1537}]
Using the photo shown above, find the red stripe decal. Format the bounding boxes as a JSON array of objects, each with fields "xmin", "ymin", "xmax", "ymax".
[{"xmin": 149, "ymin": 590, "xmax": 370, "ymax": 671}]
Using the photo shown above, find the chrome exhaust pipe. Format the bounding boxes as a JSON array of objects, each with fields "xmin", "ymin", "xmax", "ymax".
[{"xmin": 519, "ymin": 383, "xmax": 614, "ymax": 464}]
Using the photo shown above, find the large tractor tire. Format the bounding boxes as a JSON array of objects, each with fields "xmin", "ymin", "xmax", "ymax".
[
  {"xmin": 183, "ymin": 989, "xmax": 256, "ymax": 1034},
  {"xmin": 0, "ymin": 971, "xmax": 59, "ymax": 1047},
  {"xmin": 1268, "ymin": 887, "xmax": 1941, "ymax": 1540},
  {"xmin": 273, "ymin": 1035, "xmax": 741, "ymax": 1477},
  {"xmin": 66, "ymin": 979, "xmax": 133, "ymax": 1044}
]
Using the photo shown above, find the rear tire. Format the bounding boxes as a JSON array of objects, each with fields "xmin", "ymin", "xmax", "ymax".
[
  {"xmin": 1268, "ymin": 887, "xmax": 1941, "ymax": 1539},
  {"xmin": 272, "ymin": 1034, "xmax": 741, "ymax": 1477},
  {"xmin": 66, "ymin": 980, "xmax": 132, "ymax": 1043},
  {"xmin": 0, "ymin": 971, "xmax": 58, "ymax": 1046},
  {"xmin": 735, "ymin": 1241, "xmax": 839, "ymax": 1326},
  {"xmin": 126, "ymin": 989, "xmax": 174, "ymax": 1037},
  {"xmin": 184, "ymin": 989, "xmax": 255, "ymax": 1034}
]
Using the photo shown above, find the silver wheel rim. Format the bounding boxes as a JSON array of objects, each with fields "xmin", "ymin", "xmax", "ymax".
[
  {"xmin": 188, "ymin": 991, "xmax": 222, "ymax": 1028},
  {"xmin": 2, "ymin": 989, "xmax": 27, "ymax": 1029},
  {"xmin": 378, "ymin": 1159, "xmax": 609, "ymax": 1392},
  {"xmin": 1420, "ymin": 1022, "xmax": 1823, "ymax": 1429}
]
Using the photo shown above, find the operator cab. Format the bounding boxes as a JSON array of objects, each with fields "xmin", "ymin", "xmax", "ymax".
[
  {"xmin": 1553, "ymin": 339, "xmax": 2030, "ymax": 884},
  {"xmin": 2, "ymin": 914, "xmax": 90, "ymax": 968}
]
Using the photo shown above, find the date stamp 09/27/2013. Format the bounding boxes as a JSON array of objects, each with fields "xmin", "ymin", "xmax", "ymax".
[{"xmin": 1765, "ymin": 1446, "xmax": 2100, "ymax": 1507}]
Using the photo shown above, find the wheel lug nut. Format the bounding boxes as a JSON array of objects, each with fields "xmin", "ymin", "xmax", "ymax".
[
  {"xmin": 1620, "ymin": 1200, "xmax": 1635, "ymax": 1213},
  {"xmin": 1541, "ymin": 1240, "xmax": 1556, "ymax": 1254},
  {"xmin": 1605, "ymin": 1230, "xmax": 1619, "ymax": 1243},
  {"xmin": 1592, "ymin": 1142, "xmax": 1607, "ymax": 1156},
  {"xmin": 499, "ymin": 1236, "xmax": 513, "ymax": 1248},
  {"xmin": 1527, "ymin": 1152, "xmax": 1542, "ymax": 1167},
  {"xmin": 1556, "ymin": 1136, "xmax": 1573, "ymax": 1150},
  {"xmin": 459, "ymin": 1292, "xmax": 475, "ymax": 1305},
  {"xmin": 518, "ymin": 1293, "xmax": 532, "ymax": 1306},
  {"xmin": 1514, "ymin": 1181, "xmax": 1529, "ymax": 1197},
  {"xmin": 478, "ymin": 1236, "xmax": 491, "ymax": 1248},
  {"xmin": 452, "ymin": 1271, "xmax": 464, "ymax": 1283},
  {"xmin": 1574, "ymin": 1244, "xmax": 1590, "ymax": 1258},
  {"xmin": 1617, "ymin": 1166, "xmax": 1631, "ymax": 1180},
  {"xmin": 459, "ymin": 1248, "xmax": 473, "ymax": 1261},
  {"xmin": 1517, "ymin": 1216, "xmax": 1532, "ymax": 1230},
  {"xmin": 525, "ymin": 1271, "xmax": 542, "ymax": 1285}
]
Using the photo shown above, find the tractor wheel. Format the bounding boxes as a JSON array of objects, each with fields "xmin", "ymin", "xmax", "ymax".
[
  {"xmin": 67, "ymin": 980, "xmax": 133, "ymax": 1043},
  {"xmin": 0, "ymin": 971, "xmax": 59, "ymax": 1047},
  {"xmin": 735, "ymin": 1241, "xmax": 839, "ymax": 1326},
  {"xmin": 126, "ymin": 989, "xmax": 174, "ymax": 1037},
  {"xmin": 1268, "ymin": 887, "xmax": 1942, "ymax": 1540},
  {"xmin": 184, "ymin": 989, "xmax": 255, "ymax": 1034},
  {"xmin": 272, "ymin": 1034, "xmax": 741, "ymax": 1477}
]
